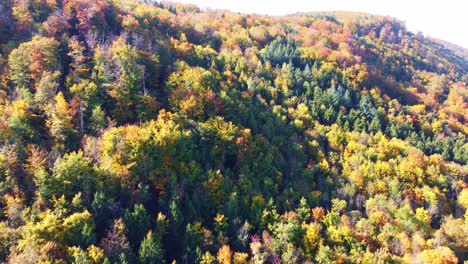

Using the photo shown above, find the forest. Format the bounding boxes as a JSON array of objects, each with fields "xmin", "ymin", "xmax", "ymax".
[{"xmin": 0, "ymin": 0, "xmax": 467, "ymax": 263}]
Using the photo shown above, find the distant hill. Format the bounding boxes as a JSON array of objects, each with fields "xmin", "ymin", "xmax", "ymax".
[
  {"xmin": 302, "ymin": 11, "xmax": 468, "ymax": 65},
  {"xmin": 430, "ymin": 37, "xmax": 468, "ymax": 60}
]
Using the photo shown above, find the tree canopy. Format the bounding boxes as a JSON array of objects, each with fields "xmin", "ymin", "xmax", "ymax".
[{"xmin": 0, "ymin": 1, "xmax": 467, "ymax": 263}]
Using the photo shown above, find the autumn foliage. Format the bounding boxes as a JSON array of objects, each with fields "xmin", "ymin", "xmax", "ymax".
[{"xmin": 0, "ymin": 0, "xmax": 467, "ymax": 263}]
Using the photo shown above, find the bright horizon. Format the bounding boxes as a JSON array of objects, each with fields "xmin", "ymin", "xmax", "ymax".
[{"xmin": 170, "ymin": 0, "xmax": 468, "ymax": 49}]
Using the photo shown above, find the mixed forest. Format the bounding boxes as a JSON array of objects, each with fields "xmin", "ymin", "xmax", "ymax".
[{"xmin": 0, "ymin": 0, "xmax": 467, "ymax": 263}]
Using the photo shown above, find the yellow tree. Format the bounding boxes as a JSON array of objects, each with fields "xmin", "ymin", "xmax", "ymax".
[
  {"xmin": 46, "ymin": 92, "xmax": 77, "ymax": 146},
  {"xmin": 217, "ymin": 245, "xmax": 232, "ymax": 264}
]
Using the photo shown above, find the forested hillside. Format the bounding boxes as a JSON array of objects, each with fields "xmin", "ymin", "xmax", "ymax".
[{"xmin": 0, "ymin": 1, "xmax": 467, "ymax": 263}]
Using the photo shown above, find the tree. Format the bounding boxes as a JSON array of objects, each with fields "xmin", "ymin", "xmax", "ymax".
[
  {"xmin": 46, "ymin": 92, "xmax": 78, "ymax": 147},
  {"xmin": 62, "ymin": 210, "xmax": 96, "ymax": 248},
  {"xmin": 8, "ymin": 36, "xmax": 60, "ymax": 93},
  {"xmin": 35, "ymin": 71, "xmax": 60, "ymax": 108},
  {"xmin": 106, "ymin": 37, "xmax": 146, "ymax": 122},
  {"xmin": 100, "ymin": 218, "xmax": 132, "ymax": 263},
  {"xmin": 8, "ymin": 45, "xmax": 32, "ymax": 96},
  {"xmin": 88, "ymin": 105, "xmax": 107, "ymax": 133},
  {"xmin": 302, "ymin": 222, "xmax": 321, "ymax": 258},
  {"xmin": 262, "ymin": 37, "xmax": 299, "ymax": 66},
  {"xmin": 8, "ymin": 99, "xmax": 36, "ymax": 141},
  {"xmin": 315, "ymin": 244, "xmax": 332, "ymax": 264},
  {"xmin": 217, "ymin": 245, "xmax": 232, "ymax": 264},
  {"xmin": 232, "ymin": 252, "xmax": 249, "ymax": 264},
  {"xmin": 184, "ymin": 222, "xmax": 205, "ymax": 262},
  {"xmin": 459, "ymin": 189, "xmax": 468, "ymax": 210},
  {"xmin": 200, "ymin": 251, "xmax": 216, "ymax": 264},
  {"xmin": 139, "ymin": 231, "xmax": 164, "ymax": 264},
  {"xmin": 421, "ymin": 247, "xmax": 457, "ymax": 264},
  {"xmin": 369, "ymin": 115, "xmax": 382, "ymax": 132},
  {"xmin": 11, "ymin": 0, "xmax": 33, "ymax": 31},
  {"xmin": 67, "ymin": 36, "xmax": 88, "ymax": 85},
  {"xmin": 36, "ymin": 151, "xmax": 96, "ymax": 201},
  {"xmin": 91, "ymin": 191, "xmax": 115, "ymax": 233},
  {"xmin": 70, "ymin": 80, "xmax": 98, "ymax": 132},
  {"xmin": 214, "ymin": 214, "xmax": 229, "ymax": 246},
  {"xmin": 123, "ymin": 204, "xmax": 151, "ymax": 249},
  {"xmin": 63, "ymin": 0, "xmax": 111, "ymax": 35},
  {"xmin": 0, "ymin": 153, "xmax": 17, "ymax": 201},
  {"xmin": 297, "ymin": 197, "xmax": 310, "ymax": 222}
]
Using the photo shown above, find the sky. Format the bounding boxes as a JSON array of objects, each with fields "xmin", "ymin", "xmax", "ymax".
[{"xmin": 170, "ymin": 0, "xmax": 468, "ymax": 49}]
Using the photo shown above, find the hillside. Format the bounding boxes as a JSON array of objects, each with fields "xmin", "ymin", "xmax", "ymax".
[
  {"xmin": 0, "ymin": 0, "xmax": 467, "ymax": 263},
  {"xmin": 430, "ymin": 37, "xmax": 468, "ymax": 61}
]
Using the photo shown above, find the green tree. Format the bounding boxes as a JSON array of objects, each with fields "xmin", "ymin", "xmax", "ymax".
[
  {"xmin": 124, "ymin": 204, "xmax": 151, "ymax": 249},
  {"xmin": 70, "ymin": 79, "xmax": 98, "ymax": 132},
  {"xmin": 107, "ymin": 37, "xmax": 147, "ymax": 122},
  {"xmin": 37, "ymin": 151, "xmax": 96, "ymax": 201},
  {"xmin": 139, "ymin": 231, "xmax": 165, "ymax": 264}
]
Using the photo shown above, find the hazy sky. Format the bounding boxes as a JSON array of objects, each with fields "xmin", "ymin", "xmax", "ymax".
[{"xmin": 171, "ymin": 0, "xmax": 468, "ymax": 49}]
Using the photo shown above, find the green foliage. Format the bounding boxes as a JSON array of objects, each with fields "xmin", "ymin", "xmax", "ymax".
[
  {"xmin": 37, "ymin": 151, "xmax": 97, "ymax": 201},
  {"xmin": 262, "ymin": 37, "xmax": 299, "ymax": 66},
  {"xmin": 123, "ymin": 204, "xmax": 151, "ymax": 248},
  {"xmin": 139, "ymin": 231, "xmax": 165, "ymax": 264}
]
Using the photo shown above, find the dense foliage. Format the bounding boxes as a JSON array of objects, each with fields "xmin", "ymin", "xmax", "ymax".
[{"xmin": 0, "ymin": 1, "xmax": 467, "ymax": 263}]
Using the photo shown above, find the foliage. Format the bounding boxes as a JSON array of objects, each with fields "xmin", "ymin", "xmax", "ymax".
[{"xmin": 0, "ymin": 1, "xmax": 466, "ymax": 263}]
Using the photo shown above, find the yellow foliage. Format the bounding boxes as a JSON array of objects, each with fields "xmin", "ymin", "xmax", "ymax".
[
  {"xmin": 459, "ymin": 188, "xmax": 468, "ymax": 209},
  {"xmin": 200, "ymin": 251, "xmax": 216, "ymax": 264},
  {"xmin": 369, "ymin": 211, "xmax": 388, "ymax": 226},
  {"xmin": 87, "ymin": 245, "xmax": 104, "ymax": 264},
  {"xmin": 319, "ymin": 159, "xmax": 330, "ymax": 171},
  {"xmin": 421, "ymin": 247, "xmax": 457, "ymax": 264},
  {"xmin": 232, "ymin": 252, "xmax": 249, "ymax": 264},
  {"xmin": 302, "ymin": 222, "xmax": 321, "ymax": 254},
  {"xmin": 409, "ymin": 104, "xmax": 426, "ymax": 115},
  {"xmin": 122, "ymin": 14, "xmax": 140, "ymax": 32},
  {"xmin": 431, "ymin": 121, "xmax": 443, "ymax": 134},
  {"xmin": 11, "ymin": 99, "xmax": 29, "ymax": 118},
  {"xmin": 18, "ymin": 211, "xmax": 61, "ymax": 250},
  {"xmin": 217, "ymin": 245, "xmax": 232, "ymax": 264},
  {"xmin": 374, "ymin": 180, "xmax": 388, "ymax": 194},
  {"xmin": 46, "ymin": 92, "xmax": 75, "ymax": 143},
  {"xmin": 415, "ymin": 208, "xmax": 431, "ymax": 227},
  {"xmin": 214, "ymin": 213, "xmax": 226, "ymax": 224},
  {"xmin": 62, "ymin": 210, "xmax": 92, "ymax": 229}
]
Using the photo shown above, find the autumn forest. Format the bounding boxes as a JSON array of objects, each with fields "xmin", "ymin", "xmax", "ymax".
[{"xmin": 0, "ymin": 0, "xmax": 467, "ymax": 263}]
